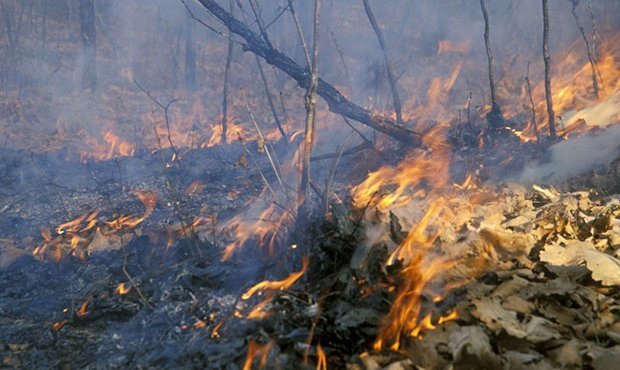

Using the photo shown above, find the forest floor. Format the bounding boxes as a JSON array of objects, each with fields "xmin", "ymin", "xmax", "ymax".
[{"xmin": 0, "ymin": 138, "xmax": 619, "ymax": 369}]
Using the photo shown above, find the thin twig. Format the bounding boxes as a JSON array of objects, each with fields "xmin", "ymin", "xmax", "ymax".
[
  {"xmin": 542, "ymin": 0, "xmax": 557, "ymax": 141},
  {"xmin": 255, "ymin": 56, "xmax": 287, "ymax": 140},
  {"xmin": 123, "ymin": 255, "xmax": 154, "ymax": 309},
  {"xmin": 221, "ymin": 0, "xmax": 235, "ymax": 144},
  {"xmin": 362, "ymin": 0, "xmax": 403, "ymax": 126},
  {"xmin": 180, "ymin": 0, "xmax": 242, "ymax": 44},
  {"xmin": 323, "ymin": 135, "xmax": 351, "ymax": 215},
  {"xmin": 239, "ymin": 136, "xmax": 276, "ymax": 196},
  {"xmin": 299, "ymin": 0, "xmax": 321, "ymax": 217},
  {"xmin": 570, "ymin": 0, "xmax": 599, "ymax": 98},
  {"xmin": 525, "ymin": 62, "xmax": 540, "ymax": 144},
  {"xmin": 479, "ymin": 0, "xmax": 504, "ymax": 128},
  {"xmin": 133, "ymin": 79, "xmax": 180, "ymax": 160},
  {"xmin": 245, "ymin": 103, "xmax": 286, "ymax": 192},
  {"xmin": 287, "ymin": 0, "xmax": 311, "ymax": 70}
]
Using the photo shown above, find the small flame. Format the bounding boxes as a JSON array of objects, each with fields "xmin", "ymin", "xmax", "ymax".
[
  {"xmin": 316, "ymin": 344, "xmax": 327, "ymax": 370},
  {"xmin": 242, "ymin": 340, "xmax": 273, "ymax": 370},
  {"xmin": 241, "ymin": 257, "xmax": 308, "ymax": 300},
  {"xmin": 115, "ymin": 282, "xmax": 131, "ymax": 295}
]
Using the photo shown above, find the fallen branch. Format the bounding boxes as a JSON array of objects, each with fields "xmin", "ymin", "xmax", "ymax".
[{"xmin": 193, "ymin": 0, "xmax": 422, "ymax": 147}]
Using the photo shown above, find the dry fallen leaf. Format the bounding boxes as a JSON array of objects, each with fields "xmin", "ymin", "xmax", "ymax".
[{"xmin": 540, "ymin": 240, "xmax": 620, "ymax": 286}]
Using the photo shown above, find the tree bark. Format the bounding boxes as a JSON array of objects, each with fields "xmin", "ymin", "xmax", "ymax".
[
  {"xmin": 79, "ymin": 0, "xmax": 96, "ymax": 90},
  {"xmin": 195, "ymin": 0, "xmax": 421, "ymax": 147}
]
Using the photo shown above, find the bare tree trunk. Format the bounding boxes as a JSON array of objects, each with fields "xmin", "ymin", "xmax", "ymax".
[
  {"xmin": 299, "ymin": 0, "xmax": 321, "ymax": 217},
  {"xmin": 479, "ymin": 0, "xmax": 504, "ymax": 129},
  {"xmin": 184, "ymin": 11, "xmax": 197, "ymax": 91},
  {"xmin": 362, "ymin": 0, "xmax": 403, "ymax": 126},
  {"xmin": 79, "ymin": 0, "xmax": 96, "ymax": 90},
  {"xmin": 221, "ymin": 0, "xmax": 234, "ymax": 144},
  {"xmin": 542, "ymin": 0, "xmax": 557, "ymax": 141},
  {"xmin": 570, "ymin": 0, "xmax": 599, "ymax": 98},
  {"xmin": 195, "ymin": 0, "xmax": 421, "ymax": 147}
]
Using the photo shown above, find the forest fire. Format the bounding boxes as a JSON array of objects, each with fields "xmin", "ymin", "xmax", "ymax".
[{"xmin": 1, "ymin": 0, "xmax": 619, "ymax": 369}]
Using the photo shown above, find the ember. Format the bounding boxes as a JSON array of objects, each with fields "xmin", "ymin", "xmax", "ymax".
[{"xmin": 1, "ymin": 0, "xmax": 619, "ymax": 368}]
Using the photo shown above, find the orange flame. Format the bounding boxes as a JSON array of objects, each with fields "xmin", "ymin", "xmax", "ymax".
[
  {"xmin": 242, "ymin": 340, "xmax": 273, "ymax": 370},
  {"xmin": 242, "ymin": 257, "xmax": 308, "ymax": 300},
  {"xmin": 115, "ymin": 282, "xmax": 131, "ymax": 295}
]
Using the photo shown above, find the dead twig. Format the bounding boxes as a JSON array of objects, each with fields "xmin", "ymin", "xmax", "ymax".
[
  {"xmin": 542, "ymin": 0, "xmax": 557, "ymax": 141},
  {"xmin": 245, "ymin": 103, "xmax": 286, "ymax": 193},
  {"xmin": 287, "ymin": 0, "xmax": 311, "ymax": 70},
  {"xmin": 570, "ymin": 0, "xmax": 599, "ymax": 98},
  {"xmin": 479, "ymin": 0, "xmax": 505, "ymax": 129},
  {"xmin": 122, "ymin": 255, "xmax": 153, "ymax": 310},
  {"xmin": 195, "ymin": 0, "xmax": 422, "ymax": 146},
  {"xmin": 299, "ymin": 0, "xmax": 321, "ymax": 217},
  {"xmin": 238, "ymin": 136, "xmax": 276, "ymax": 196},
  {"xmin": 362, "ymin": 0, "xmax": 403, "ymax": 126},
  {"xmin": 525, "ymin": 62, "xmax": 540, "ymax": 144},
  {"xmin": 220, "ymin": 0, "xmax": 235, "ymax": 144},
  {"xmin": 323, "ymin": 135, "xmax": 351, "ymax": 215}
]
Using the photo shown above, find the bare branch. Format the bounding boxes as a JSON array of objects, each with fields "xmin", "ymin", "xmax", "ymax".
[{"xmin": 195, "ymin": 0, "xmax": 422, "ymax": 147}]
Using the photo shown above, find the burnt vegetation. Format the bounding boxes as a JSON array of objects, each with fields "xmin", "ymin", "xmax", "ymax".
[{"xmin": 1, "ymin": 0, "xmax": 620, "ymax": 369}]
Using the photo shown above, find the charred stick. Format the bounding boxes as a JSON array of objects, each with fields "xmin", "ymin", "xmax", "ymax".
[
  {"xmin": 221, "ymin": 0, "xmax": 235, "ymax": 144},
  {"xmin": 542, "ymin": 0, "xmax": 557, "ymax": 141},
  {"xmin": 194, "ymin": 0, "xmax": 421, "ymax": 147},
  {"xmin": 479, "ymin": 0, "xmax": 504, "ymax": 128},
  {"xmin": 525, "ymin": 62, "xmax": 540, "ymax": 144},
  {"xmin": 362, "ymin": 0, "xmax": 404, "ymax": 126},
  {"xmin": 299, "ymin": 0, "xmax": 321, "ymax": 216},
  {"xmin": 570, "ymin": 0, "xmax": 599, "ymax": 98}
]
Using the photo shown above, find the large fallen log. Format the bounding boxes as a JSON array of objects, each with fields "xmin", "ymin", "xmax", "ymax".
[{"xmin": 195, "ymin": 0, "xmax": 422, "ymax": 147}]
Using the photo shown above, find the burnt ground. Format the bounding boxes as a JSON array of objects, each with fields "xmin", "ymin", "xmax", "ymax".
[
  {"xmin": 0, "ymin": 143, "xmax": 280, "ymax": 368},
  {"xmin": 1, "ymin": 135, "xmax": 619, "ymax": 369}
]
